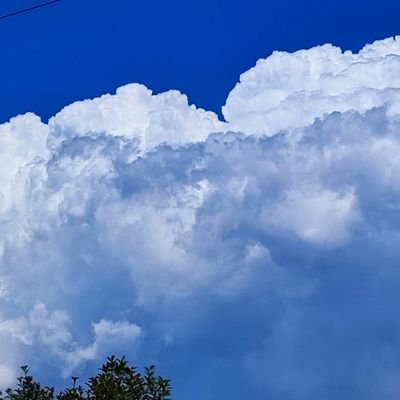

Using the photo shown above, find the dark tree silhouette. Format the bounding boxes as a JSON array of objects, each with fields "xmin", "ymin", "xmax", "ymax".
[
  {"xmin": 0, "ymin": 356, "xmax": 171, "ymax": 400},
  {"xmin": 0, "ymin": 365, "xmax": 54, "ymax": 400}
]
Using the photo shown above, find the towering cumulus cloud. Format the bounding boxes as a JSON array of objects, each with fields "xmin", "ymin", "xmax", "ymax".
[
  {"xmin": 224, "ymin": 36, "xmax": 400, "ymax": 135},
  {"xmin": 1, "ymin": 36, "xmax": 400, "ymax": 399}
]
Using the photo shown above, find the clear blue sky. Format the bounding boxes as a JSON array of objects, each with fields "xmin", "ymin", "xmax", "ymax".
[{"xmin": 0, "ymin": 0, "xmax": 399, "ymax": 122}]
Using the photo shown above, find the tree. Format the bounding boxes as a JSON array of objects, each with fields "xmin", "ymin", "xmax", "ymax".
[
  {"xmin": 0, "ymin": 365, "xmax": 54, "ymax": 400},
  {"xmin": 0, "ymin": 356, "xmax": 171, "ymax": 400}
]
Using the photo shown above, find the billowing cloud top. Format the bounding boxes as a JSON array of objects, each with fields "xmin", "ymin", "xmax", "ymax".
[
  {"xmin": 224, "ymin": 36, "xmax": 400, "ymax": 134},
  {"xmin": 1, "ymin": 36, "xmax": 400, "ymax": 400},
  {"xmin": 48, "ymin": 84, "xmax": 226, "ymax": 153}
]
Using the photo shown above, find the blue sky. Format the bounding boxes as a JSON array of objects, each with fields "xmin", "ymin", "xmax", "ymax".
[
  {"xmin": 2, "ymin": 2, "xmax": 400, "ymax": 400},
  {"xmin": 0, "ymin": 0, "xmax": 399, "ymax": 122}
]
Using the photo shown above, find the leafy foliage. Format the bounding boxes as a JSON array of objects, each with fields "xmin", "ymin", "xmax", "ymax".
[
  {"xmin": 0, "ymin": 357, "xmax": 171, "ymax": 400},
  {"xmin": 0, "ymin": 366, "xmax": 54, "ymax": 400}
]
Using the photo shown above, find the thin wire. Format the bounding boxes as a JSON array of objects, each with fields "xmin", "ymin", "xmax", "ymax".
[{"xmin": 0, "ymin": 0, "xmax": 61, "ymax": 21}]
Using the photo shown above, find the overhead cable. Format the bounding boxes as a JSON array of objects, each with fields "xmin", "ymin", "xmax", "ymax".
[{"xmin": 0, "ymin": 0, "xmax": 61, "ymax": 21}]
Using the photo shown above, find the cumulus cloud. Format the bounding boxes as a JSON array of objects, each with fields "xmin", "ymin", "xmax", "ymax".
[
  {"xmin": 0, "ymin": 302, "xmax": 141, "ymax": 379},
  {"xmin": 263, "ymin": 187, "xmax": 360, "ymax": 246},
  {"xmin": 48, "ymin": 83, "xmax": 226, "ymax": 153},
  {"xmin": 1, "ymin": 36, "xmax": 400, "ymax": 400},
  {"xmin": 223, "ymin": 35, "xmax": 400, "ymax": 135},
  {"xmin": 63, "ymin": 319, "xmax": 142, "ymax": 376}
]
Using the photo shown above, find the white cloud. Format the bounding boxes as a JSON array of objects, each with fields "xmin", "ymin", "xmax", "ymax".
[
  {"xmin": 48, "ymin": 83, "xmax": 226, "ymax": 154},
  {"xmin": 1, "ymin": 36, "xmax": 400, "ymax": 399},
  {"xmin": 0, "ymin": 113, "xmax": 48, "ymax": 213},
  {"xmin": 223, "ymin": 36, "xmax": 400, "ymax": 135},
  {"xmin": 63, "ymin": 320, "xmax": 142, "ymax": 376},
  {"xmin": 262, "ymin": 187, "xmax": 360, "ymax": 246},
  {"xmin": 0, "ymin": 364, "xmax": 15, "ymax": 388},
  {"xmin": 0, "ymin": 303, "xmax": 142, "ymax": 384}
]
